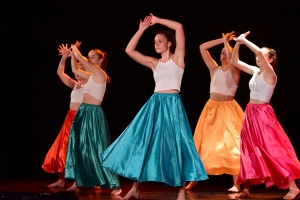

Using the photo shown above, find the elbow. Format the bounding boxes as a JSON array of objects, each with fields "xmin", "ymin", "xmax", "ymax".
[
  {"xmin": 176, "ymin": 23, "xmax": 183, "ymax": 30},
  {"xmin": 199, "ymin": 44, "xmax": 206, "ymax": 51}
]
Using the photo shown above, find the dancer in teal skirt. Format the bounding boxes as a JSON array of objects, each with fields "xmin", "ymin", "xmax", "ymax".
[
  {"xmin": 64, "ymin": 44, "xmax": 122, "ymax": 195},
  {"xmin": 101, "ymin": 13, "xmax": 208, "ymax": 200}
]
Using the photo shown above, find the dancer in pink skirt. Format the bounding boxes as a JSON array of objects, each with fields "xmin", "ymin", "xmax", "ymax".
[{"xmin": 231, "ymin": 31, "xmax": 300, "ymax": 200}]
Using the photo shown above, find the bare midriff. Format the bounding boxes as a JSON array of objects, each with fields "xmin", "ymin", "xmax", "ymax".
[
  {"xmin": 70, "ymin": 102, "xmax": 81, "ymax": 111},
  {"xmin": 210, "ymin": 92, "xmax": 234, "ymax": 101},
  {"xmin": 249, "ymin": 98, "xmax": 268, "ymax": 104},
  {"xmin": 155, "ymin": 89, "xmax": 179, "ymax": 94},
  {"xmin": 83, "ymin": 93, "xmax": 102, "ymax": 106}
]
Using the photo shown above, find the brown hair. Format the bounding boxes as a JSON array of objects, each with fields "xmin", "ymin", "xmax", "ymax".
[
  {"xmin": 156, "ymin": 31, "xmax": 176, "ymax": 54},
  {"xmin": 91, "ymin": 49, "xmax": 110, "ymax": 83},
  {"xmin": 263, "ymin": 47, "xmax": 277, "ymax": 71}
]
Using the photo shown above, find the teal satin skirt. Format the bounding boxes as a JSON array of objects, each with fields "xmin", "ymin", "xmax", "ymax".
[
  {"xmin": 65, "ymin": 103, "xmax": 120, "ymax": 188},
  {"xmin": 101, "ymin": 93, "xmax": 208, "ymax": 187}
]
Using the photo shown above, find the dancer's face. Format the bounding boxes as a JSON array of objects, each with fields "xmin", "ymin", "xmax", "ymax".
[
  {"xmin": 154, "ymin": 34, "xmax": 171, "ymax": 54},
  {"xmin": 255, "ymin": 48, "xmax": 273, "ymax": 67},
  {"xmin": 88, "ymin": 51, "xmax": 103, "ymax": 66},
  {"xmin": 220, "ymin": 48, "xmax": 227, "ymax": 62}
]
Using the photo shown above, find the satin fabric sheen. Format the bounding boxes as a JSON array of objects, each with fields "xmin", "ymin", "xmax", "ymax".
[
  {"xmin": 193, "ymin": 99, "xmax": 243, "ymax": 175},
  {"xmin": 65, "ymin": 103, "xmax": 120, "ymax": 188},
  {"xmin": 238, "ymin": 103, "xmax": 300, "ymax": 189},
  {"xmin": 101, "ymin": 93, "xmax": 208, "ymax": 187},
  {"xmin": 42, "ymin": 110, "xmax": 76, "ymax": 173}
]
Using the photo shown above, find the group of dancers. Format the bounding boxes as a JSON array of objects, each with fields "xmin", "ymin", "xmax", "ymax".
[{"xmin": 41, "ymin": 13, "xmax": 300, "ymax": 200}]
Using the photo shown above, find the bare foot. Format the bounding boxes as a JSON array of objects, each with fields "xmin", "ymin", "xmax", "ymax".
[
  {"xmin": 121, "ymin": 187, "xmax": 139, "ymax": 200},
  {"xmin": 94, "ymin": 186, "xmax": 101, "ymax": 190},
  {"xmin": 283, "ymin": 188, "xmax": 299, "ymax": 200},
  {"xmin": 228, "ymin": 185, "xmax": 240, "ymax": 193},
  {"xmin": 235, "ymin": 190, "xmax": 250, "ymax": 198},
  {"xmin": 65, "ymin": 182, "xmax": 79, "ymax": 193},
  {"xmin": 185, "ymin": 181, "xmax": 197, "ymax": 190},
  {"xmin": 111, "ymin": 188, "xmax": 122, "ymax": 196},
  {"xmin": 177, "ymin": 189, "xmax": 185, "ymax": 200},
  {"xmin": 47, "ymin": 179, "xmax": 65, "ymax": 188}
]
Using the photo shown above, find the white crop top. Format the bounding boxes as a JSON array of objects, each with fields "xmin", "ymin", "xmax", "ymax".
[
  {"xmin": 83, "ymin": 75, "xmax": 106, "ymax": 102},
  {"xmin": 249, "ymin": 67, "xmax": 276, "ymax": 103},
  {"xmin": 153, "ymin": 58, "xmax": 184, "ymax": 92},
  {"xmin": 210, "ymin": 67, "xmax": 237, "ymax": 96},
  {"xmin": 70, "ymin": 83, "xmax": 84, "ymax": 103}
]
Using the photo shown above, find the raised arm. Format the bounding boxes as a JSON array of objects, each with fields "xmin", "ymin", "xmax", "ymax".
[
  {"xmin": 236, "ymin": 31, "xmax": 276, "ymax": 84},
  {"xmin": 70, "ymin": 45, "xmax": 108, "ymax": 84},
  {"xmin": 57, "ymin": 44, "xmax": 76, "ymax": 89},
  {"xmin": 231, "ymin": 32, "xmax": 257, "ymax": 75},
  {"xmin": 125, "ymin": 16, "xmax": 157, "ymax": 70},
  {"xmin": 223, "ymin": 31, "xmax": 241, "ymax": 83},
  {"xmin": 199, "ymin": 38, "xmax": 223, "ymax": 72},
  {"xmin": 150, "ymin": 13, "xmax": 185, "ymax": 69}
]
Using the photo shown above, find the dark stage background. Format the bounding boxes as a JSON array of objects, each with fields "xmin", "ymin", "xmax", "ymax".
[{"xmin": 1, "ymin": 0, "xmax": 300, "ymax": 181}]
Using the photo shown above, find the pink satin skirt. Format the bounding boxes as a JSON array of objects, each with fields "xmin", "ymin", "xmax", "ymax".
[{"xmin": 238, "ymin": 103, "xmax": 300, "ymax": 189}]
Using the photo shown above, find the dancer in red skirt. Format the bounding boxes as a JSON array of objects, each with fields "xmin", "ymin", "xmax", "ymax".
[
  {"xmin": 231, "ymin": 31, "xmax": 300, "ymax": 199},
  {"xmin": 42, "ymin": 43, "xmax": 86, "ymax": 188}
]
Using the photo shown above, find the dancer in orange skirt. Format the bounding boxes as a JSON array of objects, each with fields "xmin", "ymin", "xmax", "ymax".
[
  {"xmin": 42, "ymin": 42, "xmax": 86, "ymax": 188},
  {"xmin": 185, "ymin": 32, "xmax": 244, "ymax": 192},
  {"xmin": 232, "ymin": 31, "xmax": 300, "ymax": 200}
]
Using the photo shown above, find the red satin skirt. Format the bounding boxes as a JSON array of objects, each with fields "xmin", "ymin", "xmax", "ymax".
[
  {"xmin": 42, "ymin": 110, "xmax": 76, "ymax": 173},
  {"xmin": 238, "ymin": 103, "xmax": 300, "ymax": 189}
]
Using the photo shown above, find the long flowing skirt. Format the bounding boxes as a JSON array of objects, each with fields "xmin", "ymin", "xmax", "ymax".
[
  {"xmin": 238, "ymin": 103, "xmax": 300, "ymax": 189},
  {"xmin": 101, "ymin": 93, "xmax": 208, "ymax": 187},
  {"xmin": 193, "ymin": 99, "xmax": 244, "ymax": 175},
  {"xmin": 65, "ymin": 103, "xmax": 120, "ymax": 188},
  {"xmin": 42, "ymin": 109, "xmax": 76, "ymax": 173}
]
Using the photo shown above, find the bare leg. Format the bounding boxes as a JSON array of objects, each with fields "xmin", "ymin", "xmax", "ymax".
[
  {"xmin": 184, "ymin": 181, "xmax": 197, "ymax": 190},
  {"xmin": 47, "ymin": 172, "xmax": 65, "ymax": 188},
  {"xmin": 111, "ymin": 187, "xmax": 122, "ymax": 196},
  {"xmin": 283, "ymin": 180, "xmax": 299, "ymax": 200},
  {"xmin": 228, "ymin": 175, "xmax": 240, "ymax": 192},
  {"xmin": 65, "ymin": 181, "xmax": 79, "ymax": 192},
  {"xmin": 177, "ymin": 181, "xmax": 186, "ymax": 200},
  {"xmin": 121, "ymin": 181, "xmax": 141, "ymax": 200},
  {"xmin": 235, "ymin": 180, "xmax": 250, "ymax": 198}
]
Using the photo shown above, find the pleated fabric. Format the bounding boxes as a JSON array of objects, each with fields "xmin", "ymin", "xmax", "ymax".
[
  {"xmin": 238, "ymin": 103, "xmax": 300, "ymax": 189},
  {"xmin": 193, "ymin": 99, "xmax": 244, "ymax": 175},
  {"xmin": 42, "ymin": 109, "xmax": 76, "ymax": 173},
  {"xmin": 65, "ymin": 103, "xmax": 120, "ymax": 188},
  {"xmin": 101, "ymin": 93, "xmax": 208, "ymax": 187}
]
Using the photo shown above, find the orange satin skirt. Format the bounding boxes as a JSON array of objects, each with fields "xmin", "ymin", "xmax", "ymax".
[
  {"xmin": 193, "ymin": 99, "xmax": 244, "ymax": 175},
  {"xmin": 42, "ymin": 110, "xmax": 76, "ymax": 173}
]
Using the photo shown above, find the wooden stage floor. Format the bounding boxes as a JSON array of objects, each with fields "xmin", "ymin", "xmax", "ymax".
[{"xmin": 0, "ymin": 176, "xmax": 299, "ymax": 200}]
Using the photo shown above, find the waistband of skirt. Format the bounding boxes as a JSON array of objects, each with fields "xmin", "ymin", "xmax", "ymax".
[
  {"xmin": 81, "ymin": 102, "xmax": 101, "ymax": 107},
  {"xmin": 153, "ymin": 92, "xmax": 180, "ymax": 97}
]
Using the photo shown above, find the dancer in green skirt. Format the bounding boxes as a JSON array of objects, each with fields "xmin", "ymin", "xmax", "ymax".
[{"xmin": 64, "ymin": 44, "xmax": 122, "ymax": 196}]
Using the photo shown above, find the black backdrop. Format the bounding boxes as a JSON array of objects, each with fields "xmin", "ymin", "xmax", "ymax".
[{"xmin": 1, "ymin": 0, "xmax": 300, "ymax": 180}]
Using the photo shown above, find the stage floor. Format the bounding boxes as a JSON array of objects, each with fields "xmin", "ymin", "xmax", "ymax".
[{"xmin": 0, "ymin": 177, "xmax": 299, "ymax": 199}]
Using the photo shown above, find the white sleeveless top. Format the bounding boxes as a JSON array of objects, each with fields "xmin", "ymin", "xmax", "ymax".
[
  {"xmin": 70, "ymin": 83, "xmax": 84, "ymax": 103},
  {"xmin": 249, "ymin": 67, "xmax": 276, "ymax": 103},
  {"xmin": 83, "ymin": 75, "xmax": 107, "ymax": 102},
  {"xmin": 210, "ymin": 67, "xmax": 237, "ymax": 96},
  {"xmin": 153, "ymin": 58, "xmax": 184, "ymax": 91}
]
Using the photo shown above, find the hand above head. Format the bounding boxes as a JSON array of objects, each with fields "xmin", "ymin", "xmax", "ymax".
[
  {"xmin": 234, "ymin": 31, "xmax": 250, "ymax": 44},
  {"xmin": 149, "ymin": 13, "xmax": 159, "ymax": 26},
  {"xmin": 139, "ymin": 16, "xmax": 151, "ymax": 30},
  {"xmin": 75, "ymin": 40, "xmax": 82, "ymax": 49},
  {"xmin": 58, "ymin": 44, "xmax": 71, "ymax": 57},
  {"xmin": 222, "ymin": 31, "xmax": 235, "ymax": 41}
]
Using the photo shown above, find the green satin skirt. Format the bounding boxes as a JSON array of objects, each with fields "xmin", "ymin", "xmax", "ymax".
[
  {"xmin": 65, "ymin": 103, "xmax": 120, "ymax": 188},
  {"xmin": 101, "ymin": 93, "xmax": 208, "ymax": 187}
]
